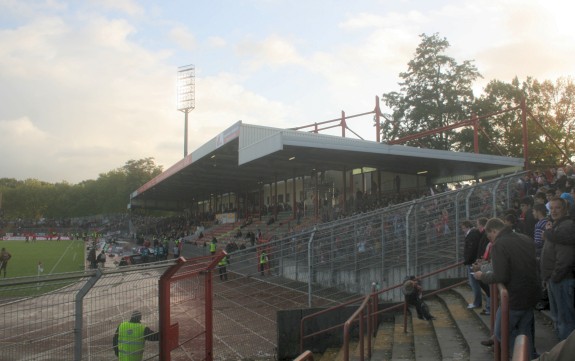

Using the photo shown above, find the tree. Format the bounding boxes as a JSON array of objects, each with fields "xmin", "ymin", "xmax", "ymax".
[
  {"xmin": 0, "ymin": 158, "xmax": 163, "ymax": 221},
  {"xmin": 474, "ymin": 77, "xmax": 575, "ymax": 167},
  {"xmin": 380, "ymin": 33, "xmax": 481, "ymax": 150}
]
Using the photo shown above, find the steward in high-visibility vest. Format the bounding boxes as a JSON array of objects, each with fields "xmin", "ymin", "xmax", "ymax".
[
  {"xmin": 218, "ymin": 255, "xmax": 228, "ymax": 281},
  {"xmin": 210, "ymin": 238, "xmax": 217, "ymax": 255},
  {"xmin": 113, "ymin": 311, "xmax": 159, "ymax": 361},
  {"xmin": 259, "ymin": 251, "xmax": 268, "ymax": 276}
]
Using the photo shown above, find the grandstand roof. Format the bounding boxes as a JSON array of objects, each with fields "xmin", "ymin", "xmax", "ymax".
[{"xmin": 129, "ymin": 121, "xmax": 524, "ymax": 210}]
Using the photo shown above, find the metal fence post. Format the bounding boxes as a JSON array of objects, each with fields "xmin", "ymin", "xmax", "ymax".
[
  {"xmin": 307, "ymin": 228, "xmax": 316, "ymax": 307},
  {"xmin": 454, "ymin": 191, "xmax": 463, "ymax": 263},
  {"xmin": 405, "ymin": 203, "xmax": 414, "ymax": 273},
  {"xmin": 74, "ymin": 269, "xmax": 103, "ymax": 361},
  {"xmin": 493, "ymin": 179, "xmax": 503, "ymax": 218}
]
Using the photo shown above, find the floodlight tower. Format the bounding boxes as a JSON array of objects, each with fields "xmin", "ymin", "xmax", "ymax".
[{"xmin": 177, "ymin": 64, "xmax": 196, "ymax": 157}]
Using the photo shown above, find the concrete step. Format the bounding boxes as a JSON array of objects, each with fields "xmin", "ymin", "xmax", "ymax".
[
  {"xmin": 311, "ymin": 284, "xmax": 561, "ymax": 361},
  {"xmin": 451, "ymin": 284, "xmax": 560, "ymax": 357},
  {"xmin": 390, "ymin": 313, "xmax": 414, "ymax": 360},
  {"xmin": 436, "ymin": 289, "xmax": 490, "ymax": 361},
  {"xmin": 369, "ymin": 319, "xmax": 394, "ymax": 360}
]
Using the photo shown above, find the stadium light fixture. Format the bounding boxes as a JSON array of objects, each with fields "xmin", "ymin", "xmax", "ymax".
[{"xmin": 177, "ymin": 64, "xmax": 195, "ymax": 157}]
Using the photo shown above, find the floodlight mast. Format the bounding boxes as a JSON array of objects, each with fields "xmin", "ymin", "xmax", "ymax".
[{"xmin": 177, "ymin": 64, "xmax": 196, "ymax": 157}]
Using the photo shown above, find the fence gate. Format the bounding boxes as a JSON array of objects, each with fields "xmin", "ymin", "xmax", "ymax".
[{"xmin": 159, "ymin": 254, "xmax": 222, "ymax": 361}]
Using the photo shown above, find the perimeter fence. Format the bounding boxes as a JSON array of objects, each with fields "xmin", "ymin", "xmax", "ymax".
[
  {"xmin": 0, "ymin": 171, "xmax": 527, "ymax": 361},
  {"xmin": 0, "ymin": 257, "xmax": 215, "ymax": 361},
  {"xmin": 221, "ymin": 171, "xmax": 527, "ymax": 305}
]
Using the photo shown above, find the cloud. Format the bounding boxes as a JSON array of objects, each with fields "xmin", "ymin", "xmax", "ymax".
[
  {"xmin": 207, "ymin": 36, "xmax": 226, "ymax": 48},
  {"xmin": 169, "ymin": 25, "xmax": 196, "ymax": 51},
  {"xmin": 238, "ymin": 34, "xmax": 304, "ymax": 70},
  {"xmin": 0, "ymin": 116, "xmax": 49, "ymax": 140},
  {"xmin": 89, "ymin": 0, "xmax": 144, "ymax": 17}
]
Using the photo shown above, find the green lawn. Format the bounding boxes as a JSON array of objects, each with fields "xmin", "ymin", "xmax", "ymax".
[{"xmin": 0, "ymin": 239, "xmax": 86, "ymax": 278}]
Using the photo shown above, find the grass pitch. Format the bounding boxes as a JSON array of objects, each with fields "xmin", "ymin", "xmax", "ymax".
[{"xmin": 0, "ymin": 239, "xmax": 86, "ymax": 278}]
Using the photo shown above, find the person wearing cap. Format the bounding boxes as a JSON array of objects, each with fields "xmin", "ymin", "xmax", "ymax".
[
  {"xmin": 113, "ymin": 311, "xmax": 159, "ymax": 361},
  {"xmin": 402, "ymin": 276, "xmax": 435, "ymax": 321}
]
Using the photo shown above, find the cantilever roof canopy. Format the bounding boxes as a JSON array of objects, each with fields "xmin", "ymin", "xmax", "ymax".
[{"xmin": 129, "ymin": 121, "xmax": 524, "ymax": 211}]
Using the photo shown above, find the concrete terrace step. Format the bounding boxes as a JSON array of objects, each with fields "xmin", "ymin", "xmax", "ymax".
[
  {"xmin": 451, "ymin": 284, "xmax": 560, "ymax": 357},
  {"xmin": 369, "ymin": 319, "xmax": 394, "ymax": 360},
  {"xmin": 435, "ymin": 290, "xmax": 490, "ymax": 361},
  {"xmin": 390, "ymin": 313, "xmax": 414, "ymax": 360}
]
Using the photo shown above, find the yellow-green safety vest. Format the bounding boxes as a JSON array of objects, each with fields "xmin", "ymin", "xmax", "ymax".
[
  {"xmin": 117, "ymin": 322, "xmax": 146, "ymax": 361},
  {"xmin": 218, "ymin": 256, "xmax": 227, "ymax": 266},
  {"xmin": 210, "ymin": 242, "xmax": 217, "ymax": 253}
]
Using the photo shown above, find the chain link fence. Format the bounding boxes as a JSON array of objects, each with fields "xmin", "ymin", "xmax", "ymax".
[
  {"xmin": 1, "ymin": 263, "xmax": 172, "ymax": 361},
  {"xmin": 0, "ymin": 171, "xmax": 526, "ymax": 360},
  {"xmin": 222, "ymin": 171, "xmax": 526, "ymax": 307}
]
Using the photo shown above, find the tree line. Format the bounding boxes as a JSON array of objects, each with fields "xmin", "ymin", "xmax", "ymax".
[{"xmin": 0, "ymin": 158, "xmax": 162, "ymax": 221}]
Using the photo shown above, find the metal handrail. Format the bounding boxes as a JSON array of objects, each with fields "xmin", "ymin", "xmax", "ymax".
[
  {"xmin": 511, "ymin": 335, "xmax": 529, "ymax": 361},
  {"xmin": 493, "ymin": 283, "xmax": 510, "ymax": 361},
  {"xmin": 299, "ymin": 261, "xmax": 466, "ymax": 360},
  {"xmin": 342, "ymin": 293, "xmax": 373, "ymax": 361},
  {"xmin": 293, "ymin": 350, "xmax": 314, "ymax": 361}
]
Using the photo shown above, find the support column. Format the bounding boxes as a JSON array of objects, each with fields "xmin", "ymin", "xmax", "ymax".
[
  {"xmin": 342, "ymin": 168, "xmax": 347, "ymax": 215},
  {"xmin": 292, "ymin": 173, "xmax": 297, "ymax": 220}
]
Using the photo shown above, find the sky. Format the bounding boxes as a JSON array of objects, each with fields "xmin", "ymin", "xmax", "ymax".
[{"xmin": 1, "ymin": 0, "xmax": 574, "ymax": 184}]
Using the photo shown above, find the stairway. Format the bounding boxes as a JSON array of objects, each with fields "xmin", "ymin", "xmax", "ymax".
[{"xmin": 312, "ymin": 285, "xmax": 558, "ymax": 361}]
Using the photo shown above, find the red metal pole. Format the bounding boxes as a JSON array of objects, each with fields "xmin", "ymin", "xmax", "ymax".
[
  {"xmin": 472, "ymin": 113, "xmax": 479, "ymax": 153},
  {"xmin": 341, "ymin": 111, "xmax": 346, "ymax": 138}
]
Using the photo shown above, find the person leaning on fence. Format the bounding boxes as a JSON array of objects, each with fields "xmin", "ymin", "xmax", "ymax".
[
  {"xmin": 402, "ymin": 276, "xmax": 435, "ymax": 321},
  {"xmin": 473, "ymin": 217, "xmax": 540, "ymax": 359},
  {"xmin": 0, "ymin": 247, "xmax": 12, "ymax": 278},
  {"xmin": 113, "ymin": 310, "xmax": 159, "ymax": 361}
]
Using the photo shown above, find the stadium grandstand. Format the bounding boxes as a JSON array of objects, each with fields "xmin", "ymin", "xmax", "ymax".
[{"xmin": 2, "ymin": 114, "xmax": 535, "ymax": 360}]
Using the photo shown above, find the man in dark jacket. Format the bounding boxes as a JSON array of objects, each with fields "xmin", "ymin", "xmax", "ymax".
[
  {"xmin": 541, "ymin": 197, "xmax": 575, "ymax": 341},
  {"xmin": 462, "ymin": 220, "xmax": 482, "ymax": 309},
  {"xmin": 474, "ymin": 218, "xmax": 540, "ymax": 358},
  {"xmin": 518, "ymin": 196, "xmax": 537, "ymax": 239}
]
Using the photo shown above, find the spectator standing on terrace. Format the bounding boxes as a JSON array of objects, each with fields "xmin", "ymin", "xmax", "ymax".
[
  {"xmin": 461, "ymin": 220, "xmax": 482, "ymax": 309},
  {"xmin": 533, "ymin": 203, "xmax": 550, "ymax": 311},
  {"xmin": 0, "ymin": 247, "xmax": 12, "ymax": 277},
  {"xmin": 475, "ymin": 217, "xmax": 491, "ymax": 315},
  {"xmin": 541, "ymin": 197, "xmax": 575, "ymax": 341},
  {"xmin": 533, "ymin": 204, "xmax": 549, "ymax": 260},
  {"xmin": 534, "ymin": 191, "xmax": 548, "ymax": 207},
  {"xmin": 113, "ymin": 310, "xmax": 159, "ymax": 361},
  {"xmin": 473, "ymin": 218, "xmax": 540, "ymax": 359},
  {"xmin": 518, "ymin": 196, "xmax": 536, "ymax": 239}
]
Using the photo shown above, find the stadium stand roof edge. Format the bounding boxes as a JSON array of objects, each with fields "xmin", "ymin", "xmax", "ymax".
[{"xmin": 129, "ymin": 121, "xmax": 524, "ymax": 211}]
